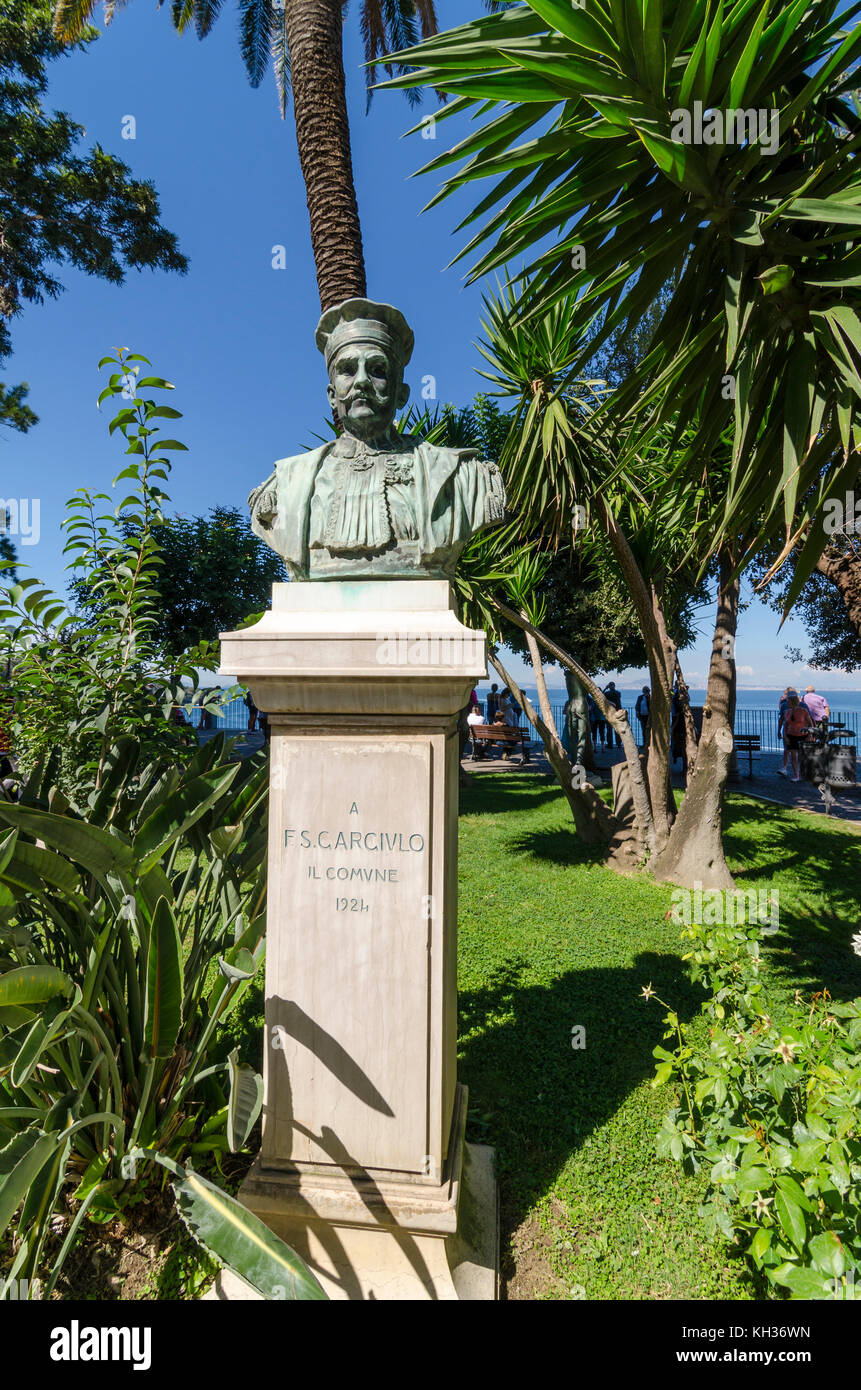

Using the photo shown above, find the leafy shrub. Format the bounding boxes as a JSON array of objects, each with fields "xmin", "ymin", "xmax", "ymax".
[
  {"xmin": 649, "ymin": 919, "xmax": 861, "ymax": 1300},
  {"xmin": 0, "ymin": 349, "xmax": 223, "ymax": 799},
  {"xmin": 0, "ymin": 349, "xmax": 322, "ymax": 1299}
]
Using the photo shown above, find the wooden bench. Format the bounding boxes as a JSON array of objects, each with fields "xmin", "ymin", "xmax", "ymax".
[
  {"xmin": 735, "ymin": 733, "xmax": 761, "ymax": 778},
  {"xmin": 469, "ymin": 723, "xmax": 531, "ymax": 763}
]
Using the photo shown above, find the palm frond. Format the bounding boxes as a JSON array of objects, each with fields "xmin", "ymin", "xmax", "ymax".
[
  {"xmin": 194, "ymin": 0, "xmax": 226, "ymax": 39},
  {"xmin": 238, "ymin": 0, "xmax": 274, "ymax": 87},
  {"xmin": 270, "ymin": 3, "xmax": 290, "ymax": 118},
  {"xmin": 52, "ymin": 0, "xmax": 100, "ymax": 42},
  {"xmin": 171, "ymin": 0, "xmax": 196, "ymax": 34},
  {"xmin": 361, "ymin": 0, "xmax": 440, "ymax": 108}
]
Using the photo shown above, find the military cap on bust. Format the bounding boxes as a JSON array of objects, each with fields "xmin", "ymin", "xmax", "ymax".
[{"xmin": 315, "ymin": 298, "xmax": 415, "ymax": 371}]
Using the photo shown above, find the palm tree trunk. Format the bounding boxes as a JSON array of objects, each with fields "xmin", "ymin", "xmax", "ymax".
[{"xmin": 284, "ymin": 0, "xmax": 367, "ymax": 309}]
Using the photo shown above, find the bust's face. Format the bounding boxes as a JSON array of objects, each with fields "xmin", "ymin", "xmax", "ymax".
[{"xmin": 326, "ymin": 343, "xmax": 410, "ymax": 443}]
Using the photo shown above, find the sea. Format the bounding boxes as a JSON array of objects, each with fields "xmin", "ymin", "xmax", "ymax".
[
  {"xmin": 469, "ymin": 684, "xmax": 861, "ymax": 752},
  {"xmin": 474, "ymin": 685, "xmax": 861, "ymax": 717}
]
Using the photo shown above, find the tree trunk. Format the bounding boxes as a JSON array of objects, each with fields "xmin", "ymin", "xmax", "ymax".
[
  {"xmin": 653, "ymin": 550, "xmax": 739, "ymax": 890},
  {"xmin": 815, "ymin": 543, "xmax": 861, "ymax": 636},
  {"xmin": 595, "ymin": 498, "xmax": 672, "ymax": 851},
  {"xmin": 492, "ymin": 599, "xmax": 656, "ymax": 858},
  {"xmin": 283, "ymin": 0, "xmax": 367, "ymax": 309},
  {"xmin": 489, "ymin": 652, "xmax": 615, "ymax": 847}
]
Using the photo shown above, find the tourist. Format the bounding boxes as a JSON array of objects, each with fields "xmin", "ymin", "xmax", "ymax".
[
  {"xmin": 777, "ymin": 687, "xmax": 796, "ymax": 774},
  {"xmin": 603, "ymin": 681, "xmax": 622, "ymax": 748},
  {"xmin": 779, "ymin": 694, "xmax": 814, "ymax": 782},
  {"xmin": 671, "ymin": 686, "xmax": 687, "ymax": 777},
  {"xmin": 244, "ymin": 690, "xmax": 259, "ymax": 732},
  {"xmin": 485, "ymin": 683, "xmax": 500, "ymax": 721},
  {"xmin": 801, "ymin": 684, "xmax": 829, "ymax": 726},
  {"xmin": 589, "ymin": 692, "xmax": 606, "ymax": 750},
  {"xmin": 635, "ymin": 686, "xmax": 651, "ymax": 747},
  {"xmin": 466, "ymin": 702, "xmax": 484, "ymax": 759}
]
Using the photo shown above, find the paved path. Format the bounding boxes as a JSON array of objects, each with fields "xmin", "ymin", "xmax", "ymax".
[
  {"xmin": 727, "ymin": 750, "xmax": 861, "ymax": 825},
  {"xmin": 463, "ymin": 742, "xmax": 861, "ymax": 824},
  {"xmin": 203, "ymin": 729, "xmax": 861, "ymax": 825}
]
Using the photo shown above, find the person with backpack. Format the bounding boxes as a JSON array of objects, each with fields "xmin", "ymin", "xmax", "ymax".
[
  {"xmin": 635, "ymin": 686, "xmax": 651, "ymax": 747},
  {"xmin": 779, "ymin": 694, "xmax": 814, "ymax": 782}
]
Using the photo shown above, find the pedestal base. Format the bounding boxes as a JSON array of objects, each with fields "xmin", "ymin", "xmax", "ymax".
[
  {"xmin": 215, "ymin": 582, "xmax": 495, "ymax": 1300},
  {"xmin": 209, "ymin": 1088, "xmax": 498, "ymax": 1301}
]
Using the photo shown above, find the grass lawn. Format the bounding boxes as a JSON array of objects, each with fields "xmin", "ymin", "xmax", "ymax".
[{"xmin": 456, "ymin": 773, "xmax": 861, "ymax": 1301}]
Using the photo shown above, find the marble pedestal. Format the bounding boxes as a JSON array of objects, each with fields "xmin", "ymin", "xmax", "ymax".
[{"xmin": 217, "ymin": 580, "xmax": 498, "ymax": 1300}]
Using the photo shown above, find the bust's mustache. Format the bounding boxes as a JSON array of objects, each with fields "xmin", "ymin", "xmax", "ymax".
[{"xmin": 344, "ymin": 392, "xmax": 385, "ymax": 410}]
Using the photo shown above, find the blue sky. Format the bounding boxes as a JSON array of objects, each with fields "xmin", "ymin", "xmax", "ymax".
[{"xmin": 3, "ymin": 0, "xmax": 858, "ymax": 691}]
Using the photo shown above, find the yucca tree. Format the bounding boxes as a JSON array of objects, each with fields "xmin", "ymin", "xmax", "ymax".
[
  {"xmin": 382, "ymin": 0, "xmax": 861, "ymax": 600},
  {"xmin": 52, "ymin": 0, "xmax": 441, "ymax": 309},
  {"xmin": 472, "ymin": 274, "xmax": 754, "ymax": 880}
]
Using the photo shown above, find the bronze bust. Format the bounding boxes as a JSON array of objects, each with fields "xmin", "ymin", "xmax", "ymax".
[{"xmin": 248, "ymin": 298, "xmax": 505, "ymax": 580}]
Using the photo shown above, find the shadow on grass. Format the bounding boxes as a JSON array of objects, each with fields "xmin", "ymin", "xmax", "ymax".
[
  {"xmin": 460, "ymin": 774, "xmax": 564, "ymax": 819},
  {"xmin": 505, "ymin": 827, "xmax": 610, "ymax": 869},
  {"xmin": 724, "ymin": 800, "xmax": 861, "ymax": 1002},
  {"xmin": 458, "ymin": 951, "xmax": 702, "ymax": 1222}
]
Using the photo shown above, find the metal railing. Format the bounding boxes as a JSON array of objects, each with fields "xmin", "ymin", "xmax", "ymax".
[
  {"xmin": 547, "ymin": 703, "xmax": 859, "ymax": 752},
  {"xmin": 184, "ymin": 694, "xmax": 860, "ymax": 753}
]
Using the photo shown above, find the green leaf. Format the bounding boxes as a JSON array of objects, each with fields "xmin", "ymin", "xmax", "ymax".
[
  {"xmin": 775, "ymin": 1190, "xmax": 806, "ymax": 1252},
  {"xmin": 0, "ymin": 966, "xmax": 74, "ymax": 1009},
  {"xmin": 757, "ymin": 264, "xmax": 793, "ymax": 296},
  {"xmin": 0, "ymin": 803, "xmax": 135, "ymax": 877},
  {"xmin": 0, "ymin": 827, "xmax": 17, "ymax": 877},
  {"xmin": 217, "ymin": 949, "xmax": 256, "ymax": 984},
  {"xmin": 170, "ymin": 1164, "xmax": 327, "ymax": 1300},
  {"xmin": 73, "ymin": 1150, "xmax": 110, "ymax": 1202},
  {"xmin": 808, "ymin": 1231, "xmax": 845, "ymax": 1279},
  {"xmin": 1, "ymin": 842, "xmax": 81, "ymax": 898},
  {"xmin": 772, "ymin": 1264, "xmax": 834, "ymax": 1300},
  {"xmin": 142, "ymin": 897, "xmax": 183, "ymax": 1061},
  {"xmin": 749, "ymin": 1226, "xmax": 771, "ymax": 1263},
  {"xmin": 725, "ymin": 0, "xmax": 769, "ymax": 108},
  {"xmin": 641, "ymin": 0, "xmax": 667, "ymax": 95},
  {"xmin": 226, "ymin": 1049, "xmax": 263, "ymax": 1153},
  {"xmin": 133, "ymin": 766, "xmax": 240, "ymax": 871},
  {"xmin": 735, "ymin": 1166, "xmax": 771, "ymax": 1192},
  {"xmin": 11, "ymin": 993, "xmax": 80, "ymax": 1088},
  {"xmin": 0, "ymin": 1130, "xmax": 62, "ymax": 1235}
]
